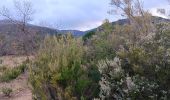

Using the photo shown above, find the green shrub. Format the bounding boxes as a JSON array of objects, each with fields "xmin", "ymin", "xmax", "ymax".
[
  {"xmin": 29, "ymin": 34, "xmax": 98, "ymax": 100},
  {"xmin": 1, "ymin": 87, "xmax": 13, "ymax": 97},
  {"xmin": 84, "ymin": 20, "xmax": 125, "ymax": 62},
  {"xmin": 0, "ymin": 66, "xmax": 7, "ymax": 72},
  {"xmin": 28, "ymin": 19, "xmax": 170, "ymax": 99},
  {"xmin": 0, "ymin": 63, "xmax": 27, "ymax": 82},
  {"xmin": 97, "ymin": 59, "xmax": 125, "ymax": 99},
  {"xmin": 96, "ymin": 23, "xmax": 170, "ymax": 99},
  {"xmin": 0, "ymin": 69, "xmax": 20, "ymax": 82},
  {"xmin": 83, "ymin": 31, "xmax": 95, "ymax": 41}
]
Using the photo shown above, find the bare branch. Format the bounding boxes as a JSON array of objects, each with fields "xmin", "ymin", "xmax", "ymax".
[
  {"xmin": 0, "ymin": 0, "xmax": 35, "ymax": 56},
  {"xmin": 110, "ymin": 0, "xmax": 154, "ymax": 44}
]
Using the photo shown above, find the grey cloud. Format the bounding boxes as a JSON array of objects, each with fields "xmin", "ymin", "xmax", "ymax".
[{"xmin": 0, "ymin": 0, "xmax": 169, "ymax": 31}]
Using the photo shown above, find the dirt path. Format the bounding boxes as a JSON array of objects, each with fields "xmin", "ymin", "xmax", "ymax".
[
  {"xmin": 0, "ymin": 89, "xmax": 32, "ymax": 100},
  {"xmin": 0, "ymin": 56, "xmax": 32, "ymax": 100}
]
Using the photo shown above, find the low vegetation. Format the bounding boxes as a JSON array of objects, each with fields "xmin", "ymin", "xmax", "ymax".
[
  {"xmin": 29, "ymin": 21, "xmax": 170, "ymax": 99},
  {"xmin": 0, "ymin": 0, "xmax": 169, "ymax": 100},
  {"xmin": 28, "ymin": 16, "xmax": 170, "ymax": 100},
  {"xmin": 0, "ymin": 62, "xmax": 27, "ymax": 82},
  {"xmin": 29, "ymin": 34, "xmax": 100, "ymax": 100},
  {"xmin": 1, "ymin": 87, "xmax": 13, "ymax": 97},
  {"xmin": 0, "ymin": 65, "xmax": 7, "ymax": 72}
]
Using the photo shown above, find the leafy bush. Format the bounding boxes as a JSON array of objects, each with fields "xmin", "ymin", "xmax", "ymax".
[
  {"xmin": 84, "ymin": 21, "xmax": 124, "ymax": 62},
  {"xmin": 98, "ymin": 58, "xmax": 125, "ymax": 99},
  {"xmin": 95, "ymin": 22, "xmax": 170, "ymax": 99},
  {"xmin": 98, "ymin": 45, "xmax": 170, "ymax": 99},
  {"xmin": 1, "ymin": 87, "xmax": 13, "ymax": 97},
  {"xmin": 29, "ymin": 34, "xmax": 99, "ymax": 100},
  {"xmin": 83, "ymin": 30, "xmax": 95, "ymax": 41}
]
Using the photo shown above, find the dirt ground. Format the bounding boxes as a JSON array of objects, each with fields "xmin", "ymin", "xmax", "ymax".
[
  {"xmin": 0, "ymin": 56, "xmax": 33, "ymax": 68},
  {"xmin": 0, "ymin": 56, "xmax": 32, "ymax": 100}
]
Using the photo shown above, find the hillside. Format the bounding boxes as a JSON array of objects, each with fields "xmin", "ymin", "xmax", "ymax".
[
  {"xmin": 87, "ymin": 16, "xmax": 170, "ymax": 32},
  {"xmin": 0, "ymin": 20, "xmax": 59, "ymax": 55},
  {"xmin": 59, "ymin": 30, "xmax": 86, "ymax": 37},
  {"xmin": 0, "ymin": 20, "xmax": 86, "ymax": 55},
  {"xmin": 111, "ymin": 16, "xmax": 170, "ymax": 25}
]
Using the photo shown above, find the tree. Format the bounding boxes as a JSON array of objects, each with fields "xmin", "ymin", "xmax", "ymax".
[
  {"xmin": 1, "ymin": 0, "xmax": 34, "ymax": 31},
  {"xmin": 0, "ymin": 0, "xmax": 35, "ymax": 57},
  {"xmin": 110, "ymin": 0, "xmax": 154, "ymax": 44}
]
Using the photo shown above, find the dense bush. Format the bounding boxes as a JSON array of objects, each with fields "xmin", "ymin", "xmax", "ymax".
[
  {"xmin": 29, "ymin": 34, "xmax": 100, "ymax": 100},
  {"xmin": 97, "ymin": 23, "xmax": 170, "ymax": 99},
  {"xmin": 29, "ymin": 19, "xmax": 170, "ymax": 100},
  {"xmin": 84, "ymin": 20, "xmax": 125, "ymax": 62}
]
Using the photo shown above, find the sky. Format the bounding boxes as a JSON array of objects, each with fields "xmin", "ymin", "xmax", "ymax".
[{"xmin": 0, "ymin": 0, "xmax": 169, "ymax": 31}]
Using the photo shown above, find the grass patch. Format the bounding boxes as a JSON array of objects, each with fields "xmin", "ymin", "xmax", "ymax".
[
  {"xmin": 1, "ymin": 87, "xmax": 13, "ymax": 97},
  {"xmin": 0, "ymin": 63, "xmax": 27, "ymax": 82}
]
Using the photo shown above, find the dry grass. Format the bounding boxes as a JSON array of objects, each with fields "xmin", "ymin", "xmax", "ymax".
[{"xmin": 0, "ymin": 56, "xmax": 34, "ymax": 69}]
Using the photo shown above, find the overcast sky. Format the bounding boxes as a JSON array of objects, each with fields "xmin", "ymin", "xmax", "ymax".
[{"xmin": 0, "ymin": 0, "xmax": 169, "ymax": 31}]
